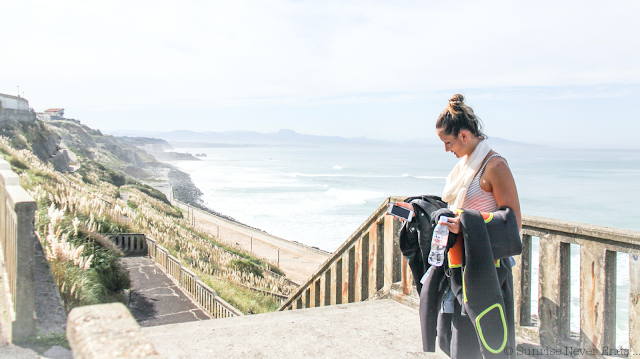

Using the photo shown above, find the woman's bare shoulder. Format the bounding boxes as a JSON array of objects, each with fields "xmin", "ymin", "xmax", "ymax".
[{"xmin": 485, "ymin": 155, "xmax": 511, "ymax": 177}]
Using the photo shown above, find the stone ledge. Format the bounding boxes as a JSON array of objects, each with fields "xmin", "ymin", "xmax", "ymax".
[{"xmin": 67, "ymin": 303, "xmax": 162, "ymax": 359}]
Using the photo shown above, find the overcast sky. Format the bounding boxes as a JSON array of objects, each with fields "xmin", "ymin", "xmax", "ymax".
[{"xmin": 2, "ymin": 0, "xmax": 639, "ymax": 147}]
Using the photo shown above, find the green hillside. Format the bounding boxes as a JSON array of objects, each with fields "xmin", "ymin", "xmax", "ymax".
[{"xmin": 1, "ymin": 119, "xmax": 292, "ymax": 314}]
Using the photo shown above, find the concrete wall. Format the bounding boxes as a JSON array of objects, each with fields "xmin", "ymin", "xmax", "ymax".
[
  {"xmin": 0, "ymin": 94, "xmax": 29, "ymax": 111},
  {"xmin": 67, "ymin": 303, "xmax": 162, "ymax": 359},
  {"xmin": 0, "ymin": 108, "xmax": 36, "ymax": 123}
]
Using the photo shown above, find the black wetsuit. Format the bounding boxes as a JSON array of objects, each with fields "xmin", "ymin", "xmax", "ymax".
[{"xmin": 399, "ymin": 198, "xmax": 521, "ymax": 359}]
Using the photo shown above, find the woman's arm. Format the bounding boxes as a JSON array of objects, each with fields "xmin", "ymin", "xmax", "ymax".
[
  {"xmin": 442, "ymin": 157, "xmax": 522, "ymax": 234},
  {"xmin": 482, "ymin": 157, "xmax": 522, "ymax": 231}
]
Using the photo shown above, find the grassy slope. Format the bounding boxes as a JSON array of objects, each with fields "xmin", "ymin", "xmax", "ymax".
[{"xmin": 1, "ymin": 122, "xmax": 292, "ymax": 314}]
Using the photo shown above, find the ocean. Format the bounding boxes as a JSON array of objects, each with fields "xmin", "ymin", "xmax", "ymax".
[{"xmin": 170, "ymin": 142, "xmax": 640, "ymax": 348}]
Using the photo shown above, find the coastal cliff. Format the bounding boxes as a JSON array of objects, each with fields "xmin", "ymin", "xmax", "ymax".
[{"xmin": 1, "ymin": 117, "xmax": 290, "ymax": 317}]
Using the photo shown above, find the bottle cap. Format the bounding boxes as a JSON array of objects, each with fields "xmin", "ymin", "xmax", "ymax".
[{"xmin": 439, "ymin": 215, "xmax": 449, "ymax": 224}]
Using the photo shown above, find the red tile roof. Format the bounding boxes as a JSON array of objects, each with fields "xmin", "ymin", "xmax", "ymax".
[{"xmin": 44, "ymin": 108, "xmax": 64, "ymax": 112}]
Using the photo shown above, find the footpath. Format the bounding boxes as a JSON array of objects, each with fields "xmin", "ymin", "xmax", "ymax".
[
  {"xmin": 123, "ymin": 256, "xmax": 211, "ymax": 327},
  {"xmin": 172, "ymin": 200, "xmax": 331, "ymax": 284}
]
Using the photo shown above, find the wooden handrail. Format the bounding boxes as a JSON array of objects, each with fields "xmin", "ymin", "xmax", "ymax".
[{"xmin": 278, "ymin": 196, "xmax": 640, "ymax": 356}]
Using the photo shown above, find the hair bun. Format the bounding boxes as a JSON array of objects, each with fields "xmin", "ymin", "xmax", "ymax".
[{"xmin": 448, "ymin": 94, "xmax": 465, "ymax": 110}]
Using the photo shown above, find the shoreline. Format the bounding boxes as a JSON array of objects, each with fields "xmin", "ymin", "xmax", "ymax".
[
  {"xmin": 173, "ymin": 198, "xmax": 331, "ymax": 257},
  {"xmin": 144, "ymin": 161, "xmax": 331, "ymax": 283},
  {"xmin": 145, "ymin": 162, "xmax": 263, "ymax": 228}
]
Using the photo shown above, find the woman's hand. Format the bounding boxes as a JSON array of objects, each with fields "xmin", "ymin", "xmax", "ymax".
[
  {"xmin": 389, "ymin": 202, "xmax": 413, "ymax": 222},
  {"xmin": 440, "ymin": 216, "xmax": 460, "ymax": 234}
]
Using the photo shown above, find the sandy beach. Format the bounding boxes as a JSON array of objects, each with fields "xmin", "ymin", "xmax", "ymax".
[
  {"xmin": 146, "ymin": 162, "xmax": 331, "ymax": 285},
  {"xmin": 173, "ymin": 200, "xmax": 330, "ymax": 285}
]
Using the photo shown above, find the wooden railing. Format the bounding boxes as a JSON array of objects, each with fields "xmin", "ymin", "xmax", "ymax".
[
  {"xmin": 279, "ymin": 196, "xmax": 640, "ymax": 357},
  {"xmin": 515, "ymin": 215, "xmax": 640, "ymax": 356},
  {"xmin": 111, "ymin": 233, "xmax": 147, "ymax": 254},
  {"xmin": 279, "ymin": 196, "xmax": 410, "ymax": 310},
  {"xmin": 0, "ymin": 159, "xmax": 37, "ymax": 340},
  {"xmin": 110, "ymin": 233, "xmax": 243, "ymax": 318}
]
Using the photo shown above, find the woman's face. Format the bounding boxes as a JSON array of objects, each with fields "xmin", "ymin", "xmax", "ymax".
[{"xmin": 437, "ymin": 128, "xmax": 466, "ymax": 158}]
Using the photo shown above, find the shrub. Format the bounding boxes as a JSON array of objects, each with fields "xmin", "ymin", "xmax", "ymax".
[
  {"xmin": 267, "ymin": 264, "xmax": 286, "ymax": 277},
  {"xmin": 9, "ymin": 156, "xmax": 29, "ymax": 170},
  {"xmin": 127, "ymin": 200, "xmax": 138, "ymax": 210},
  {"xmin": 230, "ymin": 259, "xmax": 264, "ymax": 278},
  {"xmin": 77, "ymin": 161, "xmax": 125, "ymax": 187},
  {"xmin": 128, "ymin": 184, "xmax": 170, "ymax": 205}
]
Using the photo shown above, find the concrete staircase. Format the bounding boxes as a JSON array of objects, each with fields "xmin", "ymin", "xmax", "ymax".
[{"xmin": 141, "ymin": 299, "xmax": 448, "ymax": 359}]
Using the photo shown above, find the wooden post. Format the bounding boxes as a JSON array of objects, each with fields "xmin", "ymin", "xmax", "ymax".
[
  {"xmin": 309, "ymin": 278, "xmax": 316, "ymax": 308},
  {"xmin": 318, "ymin": 275, "xmax": 326, "ymax": 307},
  {"xmin": 580, "ymin": 244, "xmax": 616, "ymax": 353},
  {"xmin": 537, "ymin": 234, "xmax": 570, "ymax": 346},
  {"xmin": 401, "ymin": 256, "xmax": 413, "ymax": 295},
  {"xmin": 330, "ymin": 263, "xmax": 338, "ymax": 305},
  {"xmin": 383, "ymin": 216, "xmax": 394, "ymax": 291},
  {"xmin": 630, "ymin": 252, "xmax": 640, "ymax": 356},
  {"xmin": 513, "ymin": 234, "xmax": 532, "ymax": 326},
  {"xmin": 354, "ymin": 237, "xmax": 363, "ymax": 302},
  {"xmin": 342, "ymin": 253, "xmax": 350, "ymax": 304},
  {"xmin": 368, "ymin": 224, "xmax": 378, "ymax": 299}
]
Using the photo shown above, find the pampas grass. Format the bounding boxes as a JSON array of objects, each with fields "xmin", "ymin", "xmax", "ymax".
[{"xmin": 1, "ymin": 135, "xmax": 293, "ymax": 314}]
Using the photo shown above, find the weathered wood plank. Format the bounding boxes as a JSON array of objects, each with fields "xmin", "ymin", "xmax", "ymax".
[
  {"xmin": 318, "ymin": 275, "xmax": 326, "ymax": 307},
  {"xmin": 401, "ymin": 256, "xmax": 412, "ymax": 296},
  {"xmin": 330, "ymin": 262, "xmax": 337, "ymax": 306},
  {"xmin": 368, "ymin": 224, "xmax": 377, "ymax": 299},
  {"xmin": 513, "ymin": 234, "xmax": 532, "ymax": 326},
  {"xmin": 630, "ymin": 252, "xmax": 640, "ymax": 356},
  {"xmin": 354, "ymin": 237, "xmax": 363, "ymax": 302},
  {"xmin": 580, "ymin": 244, "xmax": 616, "ymax": 353},
  {"xmin": 383, "ymin": 216, "xmax": 394, "ymax": 291},
  {"xmin": 342, "ymin": 253, "xmax": 350, "ymax": 304},
  {"xmin": 538, "ymin": 235, "xmax": 570, "ymax": 346}
]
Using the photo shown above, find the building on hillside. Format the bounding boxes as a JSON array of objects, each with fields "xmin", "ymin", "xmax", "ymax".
[
  {"xmin": 37, "ymin": 108, "xmax": 65, "ymax": 121},
  {"xmin": 0, "ymin": 93, "xmax": 30, "ymax": 111},
  {"xmin": 0, "ymin": 93, "xmax": 36, "ymax": 123},
  {"xmin": 45, "ymin": 108, "xmax": 64, "ymax": 117}
]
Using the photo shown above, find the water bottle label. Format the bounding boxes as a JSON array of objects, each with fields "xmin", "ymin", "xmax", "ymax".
[{"xmin": 433, "ymin": 233, "xmax": 448, "ymax": 246}]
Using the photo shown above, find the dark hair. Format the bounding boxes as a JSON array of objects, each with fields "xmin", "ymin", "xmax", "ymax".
[{"xmin": 436, "ymin": 94, "xmax": 485, "ymax": 139}]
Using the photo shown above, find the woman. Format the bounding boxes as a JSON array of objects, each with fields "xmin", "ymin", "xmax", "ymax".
[
  {"xmin": 398, "ymin": 94, "xmax": 522, "ymax": 358},
  {"xmin": 437, "ymin": 94, "xmax": 521, "ymax": 358},
  {"xmin": 437, "ymin": 94, "xmax": 521, "ymax": 232}
]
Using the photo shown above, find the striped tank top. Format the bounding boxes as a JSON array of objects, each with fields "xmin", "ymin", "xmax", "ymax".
[{"xmin": 462, "ymin": 154, "xmax": 503, "ymax": 212}]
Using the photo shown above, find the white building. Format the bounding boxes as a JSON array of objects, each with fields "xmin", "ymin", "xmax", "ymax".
[
  {"xmin": 0, "ymin": 93, "xmax": 29, "ymax": 111},
  {"xmin": 37, "ymin": 108, "xmax": 65, "ymax": 121},
  {"xmin": 44, "ymin": 108, "xmax": 64, "ymax": 117}
]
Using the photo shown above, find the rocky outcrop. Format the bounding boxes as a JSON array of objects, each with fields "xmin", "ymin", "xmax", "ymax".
[
  {"xmin": 124, "ymin": 165, "xmax": 151, "ymax": 178},
  {"xmin": 149, "ymin": 151, "xmax": 200, "ymax": 162},
  {"xmin": 51, "ymin": 149, "xmax": 71, "ymax": 172},
  {"xmin": 30, "ymin": 134, "xmax": 61, "ymax": 162},
  {"xmin": 104, "ymin": 144, "xmax": 147, "ymax": 168}
]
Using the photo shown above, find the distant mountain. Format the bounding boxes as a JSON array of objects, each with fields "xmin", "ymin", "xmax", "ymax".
[
  {"xmin": 116, "ymin": 136, "xmax": 174, "ymax": 150},
  {"xmin": 106, "ymin": 129, "xmax": 539, "ymax": 148},
  {"xmin": 107, "ymin": 129, "xmax": 397, "ymax": 147}
]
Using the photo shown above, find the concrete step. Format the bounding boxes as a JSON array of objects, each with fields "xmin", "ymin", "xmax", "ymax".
[{"xmin": 142, "ymin": 299, "xmax": 448, "ymax": 358}]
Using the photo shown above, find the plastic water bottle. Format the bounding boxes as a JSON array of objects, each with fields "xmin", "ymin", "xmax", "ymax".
[{"xmin": 428, "ymin": 215, "xmax": 449, "ymax": 267}]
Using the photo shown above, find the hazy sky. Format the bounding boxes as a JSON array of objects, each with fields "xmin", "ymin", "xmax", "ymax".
[{"xmin": 2, "ymin": 0, "xmax": 639, "ymax": 147}]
